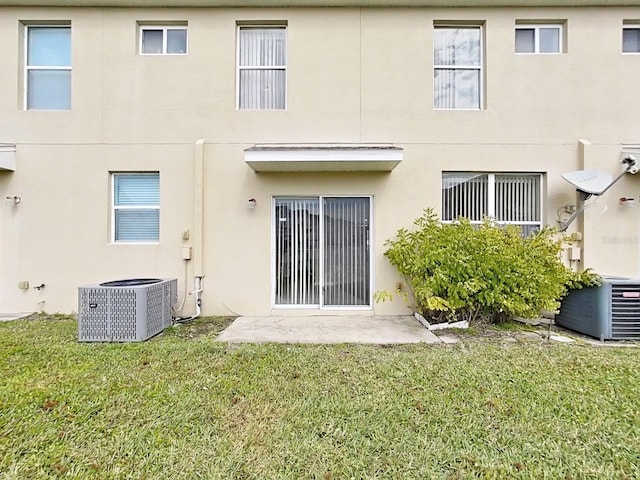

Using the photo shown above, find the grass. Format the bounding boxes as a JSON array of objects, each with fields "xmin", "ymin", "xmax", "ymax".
[{"xmin": 1, "ymin": 315, "xmax": 639, "ymax": 479}]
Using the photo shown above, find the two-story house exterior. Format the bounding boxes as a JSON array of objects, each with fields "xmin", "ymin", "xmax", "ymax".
[{"xmin": 1, "ymin": 0, "xmax": 639, "ymax": 317}]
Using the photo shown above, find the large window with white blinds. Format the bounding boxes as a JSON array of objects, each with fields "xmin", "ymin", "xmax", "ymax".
[
  {"xmin": 433, "ymin": 25, "xmax": 482, "ymax": 110},
  {"xmin": 442, "ymin": 173, "xmax": 542, "ymax": 236},
  {"xmin": 112, "ymin": 173, "xmax": 160, "ymax": 243},
  {"xmin": 238, "ymin": 25, "xmax": 287, "ymax": 110}
]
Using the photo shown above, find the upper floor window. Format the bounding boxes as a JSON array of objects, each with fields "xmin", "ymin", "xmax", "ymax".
[
  {"xmin": 237, "ymin": 24, "xmax": 287, "ymax": 110},
  {"xmin": 623, "ymin": 23, "xmax": 640, "ymax": 53},
  {"xmin": 433, "ymin": 25, "xmax": 482, "ymax": 110},
  {"xmin": 515, "ymin": 23, "xmax": 563, "ymax": 54},
  {"xmin": 112, "ymin": 173, "xmax": 160, "ymax": 243},
  {"xmin": 139, "ymin": 24, "xmax": 188, "ymax": 54},
  {"xmin": 442, "ymin": 172, "xmax": 542, "ymax": 237},
  {"xmin": 25, "ymin": 24, "xmax": 71, "ymax": 110}
]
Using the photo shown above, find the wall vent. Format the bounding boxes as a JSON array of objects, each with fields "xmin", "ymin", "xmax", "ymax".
[
  {"xmin": 78, "ymin": 278, "xmax": 177, "ymax": 342},
  {"xmin": 556, "ymin": 277, "xmax": 640, "ymax": 341}
]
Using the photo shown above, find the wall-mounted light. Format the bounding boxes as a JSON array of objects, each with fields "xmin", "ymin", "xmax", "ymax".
[
  {"xmin": 4, "ymin": 195, "xmax": 21, "ymax": 206},
  {"xmin": 248, "ymin": 198, "xmax": 257, "ymax": 209},
  {"xmin": 619, "ymin": 196, "xmax": 636, "ymax": 207}
]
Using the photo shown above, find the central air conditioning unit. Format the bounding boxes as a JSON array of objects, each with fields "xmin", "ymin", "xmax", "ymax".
[
  {"xmin": 556, "ymin": 276, "xmax": 640, "ymax": 341},
  {"xmin": 78, "ymin": 278, "xmax": 177, "ymax": 342}
]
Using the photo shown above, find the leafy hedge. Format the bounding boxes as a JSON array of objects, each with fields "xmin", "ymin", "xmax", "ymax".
[{"xmin": 381, "ymin": 209, "xmax": 600, "ymax": 324}]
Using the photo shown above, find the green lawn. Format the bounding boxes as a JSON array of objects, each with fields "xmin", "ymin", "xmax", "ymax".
[{"xmin": 1, "ymin": 315, "xmax": 639, "ymax": 479}]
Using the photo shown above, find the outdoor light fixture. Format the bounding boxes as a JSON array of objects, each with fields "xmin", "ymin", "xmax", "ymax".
[
  {"xmin": 4, "ymin": 195, "xmax": 21, "ymax": 206},
  {"xmin": 248, "ymin": 198, "xmax": 257, "ymax": 209}
]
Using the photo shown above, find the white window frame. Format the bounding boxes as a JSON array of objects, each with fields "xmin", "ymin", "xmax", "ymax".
[
  {"xmin": 270, "ymin": 195, "xmax": 374, "ymax": 310},
  {"xmin": 111, "ymin": 172, "xmax": 160, "ymax": 244},
  {"xmin": 236, "ymin": 24, "xmax": 288, "ymax": 110},
  {"xmin": 433, "ymin": 24, "xmax": 484, "ymax": 111},
  {"xmin": 441, "ymin": 172, "xmax": 543, "ymax": 234},
  {"xmin": 139, "ymin": 25, "xmax": 188, "ymax": 55},
  {"xmin": 623, "ymin": 24, "xmax": 640, "ymax": 54},
  {"xmin": 515, "ymin": 24, "xmax": 563, "ymax": 54},
  {"xmin": 24, "ymin": 23, "xmax": 72, "ymax": 111}
]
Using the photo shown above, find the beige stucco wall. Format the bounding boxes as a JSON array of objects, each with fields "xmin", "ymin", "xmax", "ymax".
[{"xmin": 1, "ymin": 6, "xmax": 639, "ymax": 315}]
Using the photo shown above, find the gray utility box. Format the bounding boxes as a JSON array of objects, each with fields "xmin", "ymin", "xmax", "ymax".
[
  {"xmin": 556, "ymin": 277, "xmax": 640, "ymax": 341},
  {"xmin": 78, "ymin": 278, "xmax": 177, "ymax": 342}
]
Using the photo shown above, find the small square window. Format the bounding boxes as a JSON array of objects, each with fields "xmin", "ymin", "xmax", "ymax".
[
  {"xmin": 623, "ymin": 26, "xmax": 640, "ymax": 53},
  {"xmin": 515, "ymin": 24, "xmax": 563, "ymax": 54},
  {"xmin": 112, "ymin": 173, "xmax": 160, "ymax": 243},
  {"xmin": 139, "ymin": 25, "xmax": 187, "ymax": 55}
]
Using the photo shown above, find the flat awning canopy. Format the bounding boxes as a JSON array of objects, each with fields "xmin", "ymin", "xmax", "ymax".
[
  {"xmin": 0, "ymin": 144, "xmax": 16, "ymax": 171},
  {"xmin": 245, "ymin": 144, "xmax": 403, "ymax": 172}
]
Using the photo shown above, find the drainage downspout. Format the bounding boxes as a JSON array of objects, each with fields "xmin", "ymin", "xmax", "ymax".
[
  {"xmin": 174, "ymin": 139, "xmax": 205, "ymax": 323},
  {"xmin": 191, "ymin": 139, "xmax": 205, "ymax": 319}
]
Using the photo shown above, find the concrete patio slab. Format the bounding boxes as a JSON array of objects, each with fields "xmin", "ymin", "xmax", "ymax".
[
  {"xmin": 0, "ymin": 312, "xmax": 34, "ymax": 322},
  {"xmin": 215, "ymin": 315, "xmax": 442, "ymax": 344}
]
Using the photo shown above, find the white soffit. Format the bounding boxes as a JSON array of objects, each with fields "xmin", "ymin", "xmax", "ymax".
[
  {"xmin": 0, "ymin": 144, "xmax": 16, "ymax": 172},
  {"xmin": 245, "ymin": 144, "xmax": 403, "ymax": 172}
]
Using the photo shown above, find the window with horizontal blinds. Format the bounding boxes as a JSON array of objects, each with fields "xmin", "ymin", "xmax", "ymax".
[
  {"xmin": 442, "ymin": 173, "xmax": 542, "ymax": 236},
  {"xmin": 113, "ymin": 173, "xmax": 159, "ymax": 242},
  {"xmin": 238, "ymin": 26, "xmax": 286, "ymax": 109}
]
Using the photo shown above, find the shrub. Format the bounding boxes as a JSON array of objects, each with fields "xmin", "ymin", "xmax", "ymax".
[{"xmin": 381, "ymin": 209, "xmax": 600, "ymax": 325}]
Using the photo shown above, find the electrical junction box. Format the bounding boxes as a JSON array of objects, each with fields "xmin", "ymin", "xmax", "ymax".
[{"xmin": 568, "ymin": 246, "xmax": 581, "ymax": 261}]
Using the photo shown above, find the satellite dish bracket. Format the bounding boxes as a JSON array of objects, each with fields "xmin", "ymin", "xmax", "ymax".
[{"xmin": 559, "ymin": 157, "xmax": 636, "ymax": 232}]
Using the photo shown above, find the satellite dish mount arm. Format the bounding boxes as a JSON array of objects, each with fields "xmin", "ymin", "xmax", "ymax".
[
  {"xmin": 559, "ymin": 160, "xmax": 635, "ymax": 232},
  {"xmin": 559, "ymin": 191, "xmax": 593, "ymax": 232}
]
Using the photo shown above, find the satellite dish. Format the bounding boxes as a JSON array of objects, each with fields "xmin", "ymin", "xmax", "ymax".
[
  {"xmin": 561, "ymin": 170, "xmax": 612, "ymax": 195},
  {"xmin": 559, "ymin": 157, "xmax": 638, "ymax": 231}
]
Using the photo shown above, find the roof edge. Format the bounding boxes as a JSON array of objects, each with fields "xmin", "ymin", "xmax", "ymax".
[{"xmin": 1, "ymin": 0, "xmax": 640, "ymax": 7}]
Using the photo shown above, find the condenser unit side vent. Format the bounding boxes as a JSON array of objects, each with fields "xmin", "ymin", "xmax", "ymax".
[
  {"xmin": 78, "ymin": 278, "xmax": 177, "ymax": 342},
  {"xmin": 557, "ymin": 277, "xmax": 640, "ymax": 341},
  {"xmin": 610, "ymin": 283, "xmax": 640, "ymax": 339}
]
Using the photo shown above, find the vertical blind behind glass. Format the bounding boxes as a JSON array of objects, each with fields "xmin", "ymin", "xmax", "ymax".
[
  {"xmin": 239, "ymin": 27, "xmax": 286, "ymax": 109},
  {"xmin": 442, "ymin": 173, "xmax": 541, "ymax": 235},
  {"xmin": 434, "ymin": 27, "xmax": 481, "ymax": 109}
]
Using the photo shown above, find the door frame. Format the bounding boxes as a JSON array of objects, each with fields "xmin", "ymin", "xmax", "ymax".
[{"xmin": 270, "ymin": 194, "xmax": 374, "ymax": 310}]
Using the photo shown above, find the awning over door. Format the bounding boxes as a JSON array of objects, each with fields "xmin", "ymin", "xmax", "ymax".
[
  {"xmin": 245, "ymin": 144, "xmax": 403, "ymax": 172},
  {"xmin": 0, "ymin": 145, "xmax": 16, "ymax": 171}
]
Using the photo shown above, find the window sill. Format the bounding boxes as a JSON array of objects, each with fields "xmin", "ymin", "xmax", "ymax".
[
  {"xmin": 110, "ymin": 242, "xmax": 160, "ymax": 246},
  {"xmin": 434, "ymin": 108, "xmax": 483, "ymax": 112}
]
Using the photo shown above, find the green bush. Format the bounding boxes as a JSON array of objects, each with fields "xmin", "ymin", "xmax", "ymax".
[{"xmin": 381, "ymin": 209, "xmax": 600, "ymax": 325}]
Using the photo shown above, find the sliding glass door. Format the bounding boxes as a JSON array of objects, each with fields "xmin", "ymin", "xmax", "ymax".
[{"xmin": 274, "ymin": 197, "xmax": 371, "ymax": 308}]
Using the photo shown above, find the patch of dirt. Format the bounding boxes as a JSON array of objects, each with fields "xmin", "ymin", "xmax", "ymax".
[
  {"xmin": 435, "ymin": 321, "xmax": 553, "ymax": 345},
  {"xmin": 168, "ymin": 316, "xmax": 236, "ymax": 339}
]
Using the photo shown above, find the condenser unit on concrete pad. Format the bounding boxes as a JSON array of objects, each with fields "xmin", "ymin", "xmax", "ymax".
[
  {"xmin": 556, "ymin": 277, "xmax": 640, "ymax": 341},
  {"xmin": 78, "ymin": 278, "xmax": 177, "ymax": 342}
]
